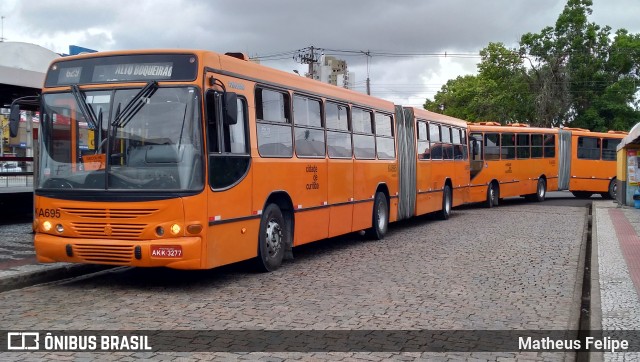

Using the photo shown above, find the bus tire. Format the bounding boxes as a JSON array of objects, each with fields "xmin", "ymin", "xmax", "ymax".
[
  {"xmin": 601, "ymin": 179, "xmax": 616, "ymax": 200},
  {"xmin": 535, "ymin": 178, "xmax": 546, "ymax": 202},
  {"xmin": 255, "ymin": 204, "xmax": 288, "ymax": 272},
  {"xmin": 571, "ymin": 191, "xmax": 593, "ymax": 199},
  {"xmin": 486, "ymin": 183, "xmax": 499, "ymax": 208},
  {"xmin": 439, "ymin": 185, "xmax": 452, "ymax": 220},
  {"xmin": 366, "ymin": 192, "xmax": 389, "ymax": 240}
]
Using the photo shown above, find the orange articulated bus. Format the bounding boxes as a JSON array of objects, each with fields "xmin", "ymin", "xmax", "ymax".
[
  {"xmin": 9, "ymin": 49, "xmax": 474, "ymax": 272},
  {"xmin": 467, "ymin": 123, "xmax": 559, "ymax": 206},
  {"xmin": 560, "ymin": 128, "xmax": 625, "ymax": 199},
  {"xmin": 466, "ymin": 123, "xmax": 626, "ymax": 205}
]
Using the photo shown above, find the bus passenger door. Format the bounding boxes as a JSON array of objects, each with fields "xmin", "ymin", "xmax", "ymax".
[
  {"xmin": 204, "ymin": 88, "xmax": 255, "ymax": 268},
  {"xmin": 468, "ymin": 133, "xmax": 486, "ymax": 202}
]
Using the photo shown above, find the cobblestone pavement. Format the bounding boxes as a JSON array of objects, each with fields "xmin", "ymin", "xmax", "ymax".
[
  {"xmin": 0, "ymin": 200, "xmax": 587, "ymax": 361},
  {"xmin": 0, "ymin": 219, "xmax": 83, "ymax": 286}
]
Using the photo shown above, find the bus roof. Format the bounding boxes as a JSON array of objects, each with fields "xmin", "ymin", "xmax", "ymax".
[
  {"xmin": 406, "ymin": 107, "xmax": 468, "ymax": 128},
  {"xmin": 561, "ymin": 127, "xmax": 628, "ymax": 138},
  {"xmin": 468, "ymin": 123, "xmax": 558, "ymax": 134},
  {"xmin": 47, "ymin": 49, "xmax": 396, "ymax": 113},
  {"xmin": 211, "ymin": 51, "xmax": 396, "ymax": 112}
]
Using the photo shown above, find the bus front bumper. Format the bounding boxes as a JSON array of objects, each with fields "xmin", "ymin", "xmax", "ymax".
[{"xmin": 34, "ymin": 234, "xmax": 203, "ymax": 269}]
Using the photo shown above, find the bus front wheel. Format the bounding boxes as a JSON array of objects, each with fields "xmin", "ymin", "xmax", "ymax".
[
  {"xmin": 366, "ymin": 192, "xmax": 389, "ymax": 240},
  {"xmin": 255, "ymin": 204, "xmax": 288, "ymax": 272},
  {"xmin": 534, "ymin": 178, "xmax": 546, "ymax": 202},
  {"xmin": 486, "ymin": 183, "xmax": 499, "ymax": 208}
]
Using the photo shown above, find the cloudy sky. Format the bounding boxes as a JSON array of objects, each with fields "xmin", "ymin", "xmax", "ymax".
[{"xmin": 1, "ymin": 0, "xmax": 638, "ymax": 106}]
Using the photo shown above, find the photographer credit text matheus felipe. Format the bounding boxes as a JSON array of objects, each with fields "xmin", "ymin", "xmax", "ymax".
[
  {"xmin": 519, "ymin": 336, "xmax": 628, "ymax": 353},
  {"xmin": 7, "ymin": 332, "xmax": 152, "ymax": 351}
]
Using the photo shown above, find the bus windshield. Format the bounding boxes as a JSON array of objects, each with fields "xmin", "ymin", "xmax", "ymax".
[{"xmin": 38, "ymin": 86, "xmax": 203, "ymax": 191}]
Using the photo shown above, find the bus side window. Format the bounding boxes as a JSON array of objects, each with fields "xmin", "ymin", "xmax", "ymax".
[
  {"xmin": 452, "ymin": 128, "xmax": 463, "ymax": 160},
  {"xmin": 375, "ymin": 112, "xmax": 395, "ymax": 160},
  {"xmin": 501, "ymin": 133, "xmax": 515, "ymax": 160},
  {"xmin": 517, "ymin": 133, "xmax": 530, "ymax": 159},
  {"xmin": 352, "ymin": 107, "xmax": 375, "ymax": 159},
  {"xmin": 429, "ymin": 123, "xmax": 442, "ymax": 160},
  {"xmin": 602, "ymin": 138, "xmax": 620, "ymax": 161},
  {"xmin": 577, "ymin": 136, "xmax": 599, "ymax": 160},
  {"xmin": 470, "ymin": 133, "xmax": 483, "ymax": 161},
  {"xmin": 417, "ymin": 120, "xmax": 430, "ymax": 160},
  {"xmin": 531, "ymin": 134, "xmax": 543, "ymax": 158},
  {"xmin": 484, "ymin": 133, "xmax": 500, "ymax": 160},
  {"xmin": 206, "ymin": 91, "xmax": 220, "ymax": 153},
  {"xmin": 256, "ymin": 88, "xmax": 292, "ymax": 157}
]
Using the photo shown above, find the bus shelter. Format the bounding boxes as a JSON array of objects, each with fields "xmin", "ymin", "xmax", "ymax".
[{"xmin": 616, "ymin": 123, "xmax": 640, "ymax": 206}]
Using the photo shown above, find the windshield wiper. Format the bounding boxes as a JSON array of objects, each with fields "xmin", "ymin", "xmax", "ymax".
[
  {"xmin": 70, "ymin": 84, "xmax": 99, "ymax": 131},
  {"xmin": 111, "ymin": 81, "xmax": 158, "ymax": 128}
]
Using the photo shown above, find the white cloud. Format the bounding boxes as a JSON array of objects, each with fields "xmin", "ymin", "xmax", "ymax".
[{"xmin": 1, "ymin": 0, "xmax": 638, "ymax": 105}]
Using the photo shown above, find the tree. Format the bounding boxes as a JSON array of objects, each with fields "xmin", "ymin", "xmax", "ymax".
[
  {"xmin": 425, "ymin": 43, "xmax": 534, "ymax": 124},
  {"xmin": 425, "ymin": 0, "xmax": 640, "ymax": 131}
]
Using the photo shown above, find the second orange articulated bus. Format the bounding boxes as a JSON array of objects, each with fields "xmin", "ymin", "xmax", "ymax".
[{"xmin": 466, "ymin": 123, "xmax": 625, "ymax": 206}]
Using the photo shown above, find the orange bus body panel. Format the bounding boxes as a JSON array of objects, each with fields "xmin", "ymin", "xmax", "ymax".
[
  {"xmin": 327, "ymin": 159, "xmax": 354, "ymax": 238},
  {"xmin": 34, "ymin": 196, "xmax": 205, "ymax": 269},
  {"xmin": 568, "ymin": 130, "xmax": 625, "ymax": 194},
  {"xmin": 467, "ymin": 124, "xmax": 559, "ymax": 204}
]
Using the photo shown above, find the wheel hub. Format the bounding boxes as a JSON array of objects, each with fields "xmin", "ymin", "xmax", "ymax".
[{"xmin": 265, "ymin": 220, "xmax": 282, "ymax": 257}]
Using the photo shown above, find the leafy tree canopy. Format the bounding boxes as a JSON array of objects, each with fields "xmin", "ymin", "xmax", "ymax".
[{"xmin": 424, "ymin": 0, "xmax": 640, "ymax": 132}]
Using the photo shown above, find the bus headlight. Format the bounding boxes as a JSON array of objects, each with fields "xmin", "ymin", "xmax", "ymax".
[
  {"xmin": 42, "ymin": 221, "xmax": 52, "ymax": 232},
  {"xmin": 55, "ymin": 224, "xmax": 64, "ymax": 233}
]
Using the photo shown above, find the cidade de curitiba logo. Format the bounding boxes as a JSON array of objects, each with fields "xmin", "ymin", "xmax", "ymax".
[{"xmin": 6, "ymin": 332, "xmax": 152, "ymax": 351}]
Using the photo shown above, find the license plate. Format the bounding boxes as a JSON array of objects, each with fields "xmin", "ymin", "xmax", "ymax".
[{"xmin": 150, "ymin": 245, "xmax": 183, "ymax": 258}]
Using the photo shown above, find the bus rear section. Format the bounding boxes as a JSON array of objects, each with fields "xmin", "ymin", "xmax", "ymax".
[
  {"xmin": 395, "ymin": 107, "xmax": 469, "ymax": 221},
  {"xmin": 563, "ymin": 128, "xmax": 626, "ymax": 199},
  {"xmin": 467, "ymin": 123, "xmax": 559, "ymax": 207}
]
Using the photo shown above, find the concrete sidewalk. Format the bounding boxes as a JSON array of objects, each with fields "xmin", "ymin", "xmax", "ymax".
[{"xmin": 592, "ymin": 201, "xmax": 640, "ymax": 361}]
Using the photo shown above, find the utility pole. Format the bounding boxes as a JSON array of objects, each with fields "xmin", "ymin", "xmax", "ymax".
[
  {"xmin": 363, "ymin": 50, "xmax": 371, "ymax": 95},
  {"xmin": 0, "ymin": 16, "xmax": 5, "ymax": 42},
  {"xmin": 294, "ymin": 46, "xmax": 321, "ymax": 79}
]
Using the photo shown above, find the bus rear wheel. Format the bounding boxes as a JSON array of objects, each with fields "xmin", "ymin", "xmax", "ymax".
[
  {"xmin": 601, "ymin": 179, "xmax": 616, "ymax": 200},
  {"xmin": 486, "ymin": 183, "xmax": 499, "ymax": 208},
  {"xmin": 366, "ymin": 192, "xmax": 389, "ymax": 240},
  {"xmin": 534, "ymin": 178, "xmax": 546, "ymax": 202},
  {"xmin": 439, "ymin": 185, "xmax": 452, "ymax": 220},
  {"xmin": 255, "ymin": 204, "xmax": 288, "ymax": 272}
]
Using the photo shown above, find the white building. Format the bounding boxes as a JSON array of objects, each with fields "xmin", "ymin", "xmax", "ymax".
[{"xmin": 311, "ymin": 55, "xmax": 355, "ymax": 89}]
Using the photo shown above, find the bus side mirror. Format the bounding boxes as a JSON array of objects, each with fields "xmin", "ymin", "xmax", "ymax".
[
  {"xmin": 223, "ymin": 92, "xmax": 238, "ymax": 125},
  {"xmin": 9, "ymin": 104, "xmax": 20, "ymax": 138}
]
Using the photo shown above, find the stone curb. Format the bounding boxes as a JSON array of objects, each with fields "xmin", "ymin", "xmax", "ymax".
[{"xmin": 0, "ymin": 264, "xmax": 112, "ymax": 293}]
